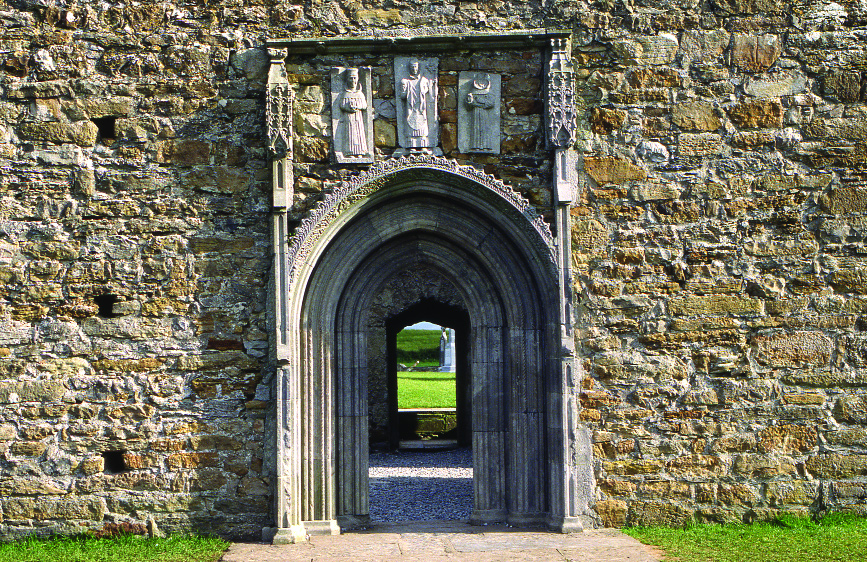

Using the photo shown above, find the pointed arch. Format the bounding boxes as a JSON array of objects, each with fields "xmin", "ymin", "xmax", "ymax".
[{"xmin": 272, "ymin": 156, "xmax": 588, "ymax": 542}]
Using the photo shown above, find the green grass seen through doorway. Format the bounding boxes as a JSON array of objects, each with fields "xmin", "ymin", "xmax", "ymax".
[
  {"xmin": 397, "ymin": 371, "xmax": 456, "ymax": 409},
  {"xmin": 396, "ymin": 328, "xmax": 455, "ymax": 409},
  {"xmin": 396, "ymin": 329, "xmax": 441, "ymax": 368}
]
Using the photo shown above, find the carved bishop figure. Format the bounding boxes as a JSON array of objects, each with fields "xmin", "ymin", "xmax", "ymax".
[{"xmin": 394, "ymin": 56, "xmax": 439, "ymax": 154}]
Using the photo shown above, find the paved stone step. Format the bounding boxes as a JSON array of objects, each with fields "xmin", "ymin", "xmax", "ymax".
[{"xmin": 221, "ymin": 522, "xmax": 662, "ymax": 562}]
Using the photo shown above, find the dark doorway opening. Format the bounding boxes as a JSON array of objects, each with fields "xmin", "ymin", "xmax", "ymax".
[{"xmin": 385, "ymin": 299, "xmax": 470, "ymax": 451}]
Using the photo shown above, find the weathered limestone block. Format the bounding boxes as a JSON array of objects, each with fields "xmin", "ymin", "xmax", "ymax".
[
  {"xmin": 803, "ymin": 118, "xmax": 867, "ymax": 142},
  {"xmin": 718, "ymin": 483, "xmax": 761, "ymax": 507},
  {"xmin": 758, "ymin": 425, "xmax": 816, "ymax": 453},
  {"xmin": 166, "ymin": 452, "xmax": 220, "ymax": 469},
  {"xmin": 729, "ymin": 35, "xmax": 782, "ymax": 73},
  {"xmin": 753, "ymin": 331, "xmax": 832, "ymax": 368},
  {"xmin": 678, "ymin": 133, "xmax": 723, "ymax": 155},
  {"xmin": 726, "ymin": 99, "xmax": 783, "ymax": 128},
  {"xmin": 829, "ymin": 268, "xmax": 867, "ymax": 294},
  {"xmin": 176, "ymin": 351, "xmax": 257, "ymax": 371},
  {"xmin": 672, "ymin": 101, "xmax": 720, "ymax": 131},
  {"xmin": 668, "ymin": 295, "xmax": 761, "ymax": 316},
  {"xmin": 82, "ymin": 317, "xmax": 173, "ymax": 340},
  {"xmin": 766, "ymin": 481, "xmax": 820, "ymax": 506},
  {"xmin": 834, "ymin": 395, "xmax": 867, "ymax": 424},
  {"xmin": 0, "ymin": 379, "xmax": 66, "ymax": 404},
  {"xmin": 806, "ymin": 454, "xmax": 867, "ymax": 478},
  {"xmin": 711, "ymin": 434, "xmax": 757, "ymax": 453},
  {"xmin": 603, "ymin": 459, "xmax": 665, "ymax": 475},
  {"xmin": 18, "ymin": 120, "xmax": 98, "ymax": 146},
  {"xmin": 2, "ymin": 497, "xmax": 105, "ymax": 520},
  {"xmin": 824, "ymin": 71, "xmax": 863, "ymax": 102},
  {"xmin": 732, "ymin": 454, "xmax": 797, "ymax": 478},
  {"xmin": 679, "ymin": 30, "xmax": 730, "ymax": 66},
  {"xmin": 589, "ymin": 107, "xmax": 626, "ymax": 134},
  {"xmin": 5, "ymin": 80, "xmax": 74, "ymax": 99},
  {"xmin": 820, "ymin": 186, "xmax": 867, "ymax": 215},
  {"xmin": 712, "ymin": 0, "xmax": 788, "ymax": 14},
  {"xmin": 628, "ymin": 501, "xmax": 693, "ymax": 527},
  {"xmin": 354, "ymin": 8, "xmax": 403, "ymax": 26},
  {"xmin": 612, "ymin": 34, "xmax": 679, "ymax": 66},
  {"xmin": 230, "ymin": 48, "xmax": 269, "ymax": 83},
  {"xmin": 595, "ymin": 499, "xmax": 627, "ymax": 527},
  {"xmin": 374, "ymin": 120, "xmax": 397, "ymax": 147},
  {"xmin": 832, "ymin": 481, "xmax": 867, "ymax": 501},
  {"xmin": 189, "ymin": 435, "xmax": 245, "ymax": 451},
  {"xmin": 79, "ymin": 456, "xmax": 104, "ymax": 475},
  {"xmin": 157, "ymin": 139, "xmax": 211, "ymax": 166},
  {"xmin": 584, "ymin": 157, "xmax": 646, "ymax": 185},
  {"xmin": 745, "ymin": 71, "xmax": 807, "ymax": 97}
]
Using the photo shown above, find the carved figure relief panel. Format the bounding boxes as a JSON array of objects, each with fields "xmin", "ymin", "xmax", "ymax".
[
  {"xmin": 331, "ymin": 67, "xmax": 374, "ymax": 164},
  {"xmin": 394, "ymin": 56, "xmax": 440, "ymax": 155},
  {"xmin": 458, "ymin": 71, "xmax": 501, "ymax": 154}
]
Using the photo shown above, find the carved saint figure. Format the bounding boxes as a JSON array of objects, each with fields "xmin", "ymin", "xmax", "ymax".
[
  {"xmin": 340, "ymin": 68, "xmax": 368, "ymax": 157},
  {"xmin": 400, "ymin": 59, "xmax": 433, "ymax": 148},
  {"xmin": 466, "ymin": 72, "xmax": 495, "ymax": 151}
]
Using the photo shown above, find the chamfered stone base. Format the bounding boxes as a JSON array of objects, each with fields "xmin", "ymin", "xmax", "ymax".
[
  {"xmin": 507, "ymin": 512, "xmax": 548, "ymax": 527},
  {"xmin": 337, "ymin": 514, "xmax": 371, "ymax": 530},
  {"xmin": 272, "ymin": 525, "xmax": 308, "ymax": 544},
  {"xmin": 303, "ymin": 519, "xmax": 341, "ymax": 535},
  {"xmin": 547, "ymin": 515, "xmax": 585, "ymax": 533},
  {"xmin": 469, "ymin": 509, "xmax": 508, "ymax": 525}
]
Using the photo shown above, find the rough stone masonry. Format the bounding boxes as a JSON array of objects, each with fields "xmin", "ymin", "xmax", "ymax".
[{"xmin": 0, "ymin": 0, "xmax": 866, "ymax": 541}]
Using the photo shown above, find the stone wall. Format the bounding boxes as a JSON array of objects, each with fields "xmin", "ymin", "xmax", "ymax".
[{"xmin": 0, "ymin": 0, "xmax": 866, "ymax": 539}]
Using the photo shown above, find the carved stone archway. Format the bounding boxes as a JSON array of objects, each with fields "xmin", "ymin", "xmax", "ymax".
[{"xmin": 269, "ymin": 156, "xmax": 593, "ymax": 543}]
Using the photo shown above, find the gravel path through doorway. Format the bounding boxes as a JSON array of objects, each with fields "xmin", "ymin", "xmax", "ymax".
[{"xmin": 368, "ymin": 447, "xmax": 473, "ymax": 522}]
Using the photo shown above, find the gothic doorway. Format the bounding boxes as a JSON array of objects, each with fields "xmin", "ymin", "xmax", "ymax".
[{"xmin": 271, "ymin": 158, "xmax": 590, "ymax": 543}]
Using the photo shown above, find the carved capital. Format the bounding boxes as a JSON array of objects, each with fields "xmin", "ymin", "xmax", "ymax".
[
  {"xmin": 268, "ymin": 47, "xmax": 287, "ymax": 63},
  {"xmin": 546, "ymin": 37, "xmax": 577, "ymax": 149}
]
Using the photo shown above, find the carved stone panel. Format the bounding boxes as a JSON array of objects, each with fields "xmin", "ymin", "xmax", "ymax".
[
  {"xmin": 546, "ymin": 38, "xmax": 577, "ymax": 149},
  {"xmin": 331, "ymin": 66, "xmax": 374, "ymax": 164},
  {"xmin": 458, "ymin": 71, "xmax": 501, "ymax": 154},
  {"xmin": 394, "ymin": 56, "xmax": 439, "ymax": 153}
]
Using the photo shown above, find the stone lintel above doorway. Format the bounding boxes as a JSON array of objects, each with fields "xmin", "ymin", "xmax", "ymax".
[{"xmin": 264, "ymin": 28, "xmax": 571, "ymax": 55}]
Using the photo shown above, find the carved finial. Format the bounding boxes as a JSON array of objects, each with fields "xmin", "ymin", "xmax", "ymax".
[
  {"xmin": 546, "ymin": 37, "xmax": 577, "ymax": 149},
  {"xmin": 267, "ymin": 50, "xmax": 293, "ymax": 158}
]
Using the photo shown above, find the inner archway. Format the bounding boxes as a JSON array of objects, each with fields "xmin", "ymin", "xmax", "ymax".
[
  {"xmin": 272, "ymin": 157, "xmax": 590, "ymax": 542},
  {"xmin": 386, "ymin": 300, "xmax": 471, "ymax": 450}
]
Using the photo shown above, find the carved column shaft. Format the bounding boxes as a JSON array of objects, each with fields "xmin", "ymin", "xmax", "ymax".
[
  {"xmin": 546, "ymin": 36, "xmax": 588, "ymax": 532},
  {"xmin": 268, "ymin": 47, "xmax": 307, "ymax": 545}
]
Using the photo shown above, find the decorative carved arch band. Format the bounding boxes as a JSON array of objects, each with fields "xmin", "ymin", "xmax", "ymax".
[{"xmin": 286, "ymin": 155, "xmax": 557, "ymax": 291}]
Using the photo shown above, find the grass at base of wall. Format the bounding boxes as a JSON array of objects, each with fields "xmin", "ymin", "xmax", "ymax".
[
  {"xmin": 0, "ymin": 534, "xmax": 230, "ymax": 562},
  {"xmin": 624, "ymin": 513, "xmax": 867, "ymax": 562},
  {"xmin": 397, "ymin": 371, "xmax": 456, "ymax": 409}
]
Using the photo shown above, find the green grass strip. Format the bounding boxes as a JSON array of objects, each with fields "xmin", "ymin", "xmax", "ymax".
[
  {"xmin": 0, "ymin": 534, "xmax": 230, "ymax": 562},
  {"xmin": 397, "ymin": 371, "xmax": 456, "ymax": 409},
  {"xmin": 624, "ymin": 513, "xmax": 867, "ymax": 562}
]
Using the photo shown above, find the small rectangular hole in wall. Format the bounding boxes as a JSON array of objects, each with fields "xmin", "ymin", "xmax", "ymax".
[
  {"xmin": 94, "ymin": 294, "xmax": 119, "ymax": 318},
  {"xmin": 91, "ymin": 116, "xmax": 116, "ymax": 144},
  {"xmin": 102, "ymin": 450, "xmax": 127, "ymax": 474}
]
